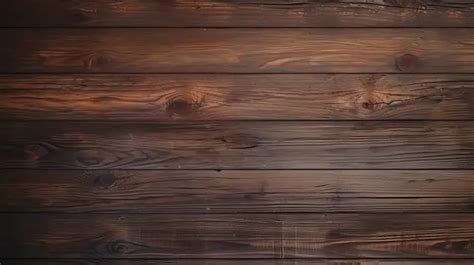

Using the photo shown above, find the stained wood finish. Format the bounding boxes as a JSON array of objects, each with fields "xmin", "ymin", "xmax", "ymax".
[
  {"xmin": 3, "ymin": 29, "xmax": 474, "ymax": 73},
  {"xmin": 1, "ymin": 121, "xmax": 473, "ymax": 169},
  {"xmin": 2, "ymin": 1, "xmax": 474, "ymax": 263},
  {"xmin": 1, "ymin": 170, "xmax": 473, "ymax": 213},
  {"xmin": 5, "ymin": 260, "xmax": 474, "ymax": 265},
  {"xmin": 1, "ymin": 0, "xmax": 474, "ymax": 27},
  {"xmin": 1, "ymin": 74, "xmax": 473, "ymax": 120},
  {"xmin": 2, "ymin": 213, "xmax": 473, "ymax": 258}
]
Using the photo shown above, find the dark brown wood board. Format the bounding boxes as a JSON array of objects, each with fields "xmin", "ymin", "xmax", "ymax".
[
  {"xmin": 2, "ymin": 29, "xmax": 474, "ymax": 73},
  {"xmin": 1, "ymin": 121, "xmax": 473, "ymax": 169},
  {"xmin": 2, "ymin": 1, "xmax": 474, "ymax": 263},
  {"xmin": 4, "ymin": 260, "xmax": 474, "ymax": 265},
  {"xmin": 1, "ymin": 213, "xmax": 473, "ymax": 258},
  {"xmin": 0, "ymin": 170, "xmax": 472, "ymax": 213},
  {"xmin": 1, "ymin": 0, "xmax": 474, "ymax": 27},
  {"xmin": 1, "ymin": 74, "xmax": 473, "ymax": 120}
]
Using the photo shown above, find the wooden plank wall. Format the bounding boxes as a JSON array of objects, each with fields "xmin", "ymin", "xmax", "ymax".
[{"xmin": 0, "ymin": 1, "xmax": 473, "ymax": 264}]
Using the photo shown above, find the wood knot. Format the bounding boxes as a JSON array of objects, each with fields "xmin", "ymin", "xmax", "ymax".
[
  {"xmin": 24, "ymin": 144, "xmax": 49, "ymax": 161},
  {"xmin": 106, "ymin": 240, "xmax": 149, "ymax": 255},
  {"xmin": 108, "ymin": 240, "xmax": 133, "ymax": 255},
  {"xmin": 361, "ymin": 101, "xmax": 375, "ymax": 110},
  {"xmin": 395, "ymin": 53, "xmax": 420, "ymax": 72},
  {"xmin": 75, "ymin": 150, "xmax": 104, "ymax": 167},
  {"xmin": 220, "ymin": 134, "xmax": 259, "ymax": 149},
  {"xmin": 84, "ymin": 53, "xmax": 113, "ymax": 70},
  {"xmin": 165, "ymin": 98, "xmax": 199, "ymax": 117},
  {"xmin": 92, "ymin": 172, "xmax": 116, "ymax": 188}
]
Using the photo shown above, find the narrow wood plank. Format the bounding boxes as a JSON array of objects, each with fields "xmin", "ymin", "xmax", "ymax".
[
  {"xmin": 1, "ymin": 170, "xmax": 472, "ymax": 213},
  {"xmin": 1, "ymin": 121, "xmax": 472, "ymax": 169},
  {"xmin": 4, "ymin": 259, "xmax": 474, "ymax": 265},
  {"xmin": 2, "ymin": 29, "xmax": 474, "ymax": 73},
  {"xmin": 1, "ymin": 74, "xmax": 473, "ymax": 120},
  {"xmin": 1, "ymin": 213, "xmax": 473, "ymax": 258},
  {"xmin": 1, "ymin": 0, "xmax": 474, "ymax": 27}
]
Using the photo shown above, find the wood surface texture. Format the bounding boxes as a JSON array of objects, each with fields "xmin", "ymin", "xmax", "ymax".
[
  {"xmin": 1, "ymin": 1, "xmax": 473, "ymax": 263},
  {"xmin": 1, "ymin": 0, "xmax": 474, "ymax": 27},
  {"xmin": 2, "ymin": 213, "xmax": 474, "ymax": 258},
  {"xmin": 1, "ymin": 74, "xmax": 473, "ymax": 120},
  {"xmin": 1, "ymin": 121, "xmax": 473, "ymax": 169},
  {"xmin": 1, "ymin": 170, "xmax": 472, "ymax": 213},
  {"xmin": 5, "ymin": 260, "xmax": 474, "ymax": 265},
  {"xmin": 2, "ymin": 29, "xmax": 474, "ymax": 73}
]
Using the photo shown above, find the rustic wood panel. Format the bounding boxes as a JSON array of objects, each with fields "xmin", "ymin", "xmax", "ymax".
[
  {"xmin": 1, "ymin": 121, "xmax": 473, "ymax": 169},
  {"xmin": 2, "ymin": 213, "xmax": 473, "ymax": 258},
  {"xmin": 3, "ymin": 29, "xmax": 474, "ymax": 73},
  {"xmin": 1, "ymin": 170, "xmax": 473, "ymax": 213},
  {"xmin": 1, "ymin": 74, "xmax": 473, "ymax": 120},
  {"xmin": 1, "ymin": 0, "xmax": 474, "ymax": 27},
  {"xmin": 4, "ymin": 259, "xmax": 474, "ymax": 265}
]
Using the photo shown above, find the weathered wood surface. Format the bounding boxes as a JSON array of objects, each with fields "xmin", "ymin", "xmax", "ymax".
[
  {"xmin": 3, "ymin": 29, "xmax": 474, "ymax": 73},
  {"xmin": 1, "ymin": 74, "xmax": 473, "ymax": 120},
  {"xmin": 1, "ymin": 121, "xmax": 473, "ymax": 169},
  {"xmin": 2, "ymin": 213, "xmax": 473, "ymax": 258},
  {"xmin": 1, "ymin": 0, "xmax": 474, "ymax": 27},
  {"xmin": 1, "ymin": 170, "xmax": 472, "ymax": 213},
  {"xmin": 4, "ymin": 259, "xmax": 474, "ymax": 265}
]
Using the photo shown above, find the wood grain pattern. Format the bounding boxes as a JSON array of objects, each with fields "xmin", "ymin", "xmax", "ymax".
[
  {"xmin": 4, "ymin": 259, "xmax": 474, "ymax": 265},
  {"xmin": 1, "ymin": 74, "xmax": 473, "ymax": 120},
  {"xmin": 2, "ymin": 213, "xmax": 473, "ymax": 258},
  {"xmin": 3, "ymin": 29, "xmax": 474, "ymax": 73},
  {"xmin": 0, "ymin": 122, "xmax": 474, "ymax": 169},
  {"xmin": 1, "ymin": 170, "xmax": 472, "ymax": 213},
  {"xmin": 1, "ymin": 0, "xmax": 474, "ymax": 27},
  {"xmin": 1, "ymin": 121, "xmax": 473, "ymax": 169}
]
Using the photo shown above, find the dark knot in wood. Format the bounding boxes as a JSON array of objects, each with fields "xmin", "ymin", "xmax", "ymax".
[
  {"xmin": 76, "ymin": 150, "xmax": 104, "ymax": 166},
  {"xmin": 84, "ymin": 53, "xmax": 113, "ymax": 70},
  {"xmin": 395, "ymin": 53, "xmax": 420, "ymax": 72},
  {"xmin": 361, "ymin": 101, "xmax": 375, "ymax": 110},
  {"xmin": 93, "ymin": 172, "xmax": 116, "ymax": 188},
  {"xmin": 24, "ymin": 144, "xmax": 49, "ymax": 161},
  {"xmin": 108, "ymin": 240, "xmax": 131, "ymax": 254},
  {"xmin": 166, "ymin": 98, "xmax": 198, "ymax": 117},
  {"xmin": 106, "ymin": 240, "xmax": 149, "ymax": 255}
]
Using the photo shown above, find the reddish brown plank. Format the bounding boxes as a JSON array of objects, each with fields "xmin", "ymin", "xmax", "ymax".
[
  {"xmin": 1, "ymin": 74, "xmax": 473, "ymax": 120},
  {"xmin": 2, "ymin": 29, "xmax": 474, "ymax": 73},
  {"xmin": 0, "ymin": 170, "xmax": 472, "ymax": 213},
  {"xmin": 4, "ymin": 259, "xmax": 474, "ymax": 265},
  {"xmin": 1, "ymin": 0, "xmax": 474, "ymax": 27},
  {"xmin": 1, "ymin": 213, "xmax": 473, "ymax": 258},
  {"xmin": 1, "ymin": 121, "xmax": 473, "ymax": 169}
]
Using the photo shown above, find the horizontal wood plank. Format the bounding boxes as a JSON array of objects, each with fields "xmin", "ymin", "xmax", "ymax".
[
  {"xmin": 2, "ymin": 29, "xmax": 474, "ymax": 73},
  {"xmin": 1, "ymin": 213, "xmax": 473, "ymax": 258},
  {"xmin": 1, "ymin": 121, "xmax": 473, "ymax": 169},
  {"xmin": 1, "ymin": 0, "xmax": 474, "ymax": 27},
  {"xmin": 1, "ymin": 170, "xmax": 472, "ymax": 213},
  {"xmin": 4, "ymin": 259, "xmax": 474, "ymax": 265},
  {"xmin": 1, "ymin": 74, "xmax": 473, "ymax": 120}
]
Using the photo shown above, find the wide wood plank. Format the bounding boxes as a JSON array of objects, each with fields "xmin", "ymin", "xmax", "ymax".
[
  {"xmin": 2, "ymin": 29, "xmax": 474, "ymax": 73},
  {"xmin": 1, "ymin": 170, "xmax": 472, "ymax": 213},
  {"xmin": 1, "ymin": 0, "xmax": 474, "ymax": 27},
  {"xmin": 1, "ymin": 74, "xmax": 473, "ymax": 120},
  {"xmin": 2, "ymin": 213, "xmax": 473, "ymax": 258},
  {"xmin": 1, "ymin": 121, "xmax": 473, "ymax": 169},
  {"xmin": 4, "ymin": 259, "xmax": 474, "ymax": 265}
]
